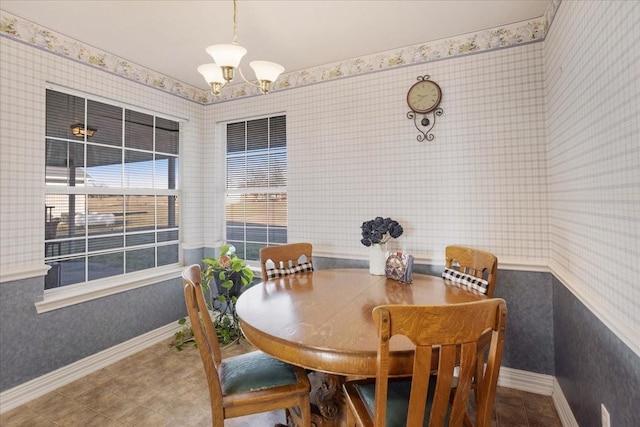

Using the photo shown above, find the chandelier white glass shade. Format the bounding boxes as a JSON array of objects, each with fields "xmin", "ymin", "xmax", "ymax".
[
  {"xmin": 197, "ymin": 64, "xmax": 225, "ymax": 96},
  {"xmin": 197, "ymin": 0, "xmax": 284, "ymax": 96},
  {"xmin": 206, "ymin": 44, "xmax": 246, "ymax": 69},
  {"xmin": 250, "ymin": 61, "xmax": 286, "ymax": 82}
]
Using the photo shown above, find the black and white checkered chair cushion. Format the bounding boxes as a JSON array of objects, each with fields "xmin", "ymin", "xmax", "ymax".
[
  {"xmin": 441, "ymin": 267, "xmax": 489, "ymax": 294},
  {"xmin": 265, "ymin": 267, "xmax": 291, "ymax": 280},
  {"xmin": 289, "ymin": 261, "xmax": 314, "ymax": 275},
  {"xmin": 265, "ymin": 261, "xmax": 314, "ymax": 280}
]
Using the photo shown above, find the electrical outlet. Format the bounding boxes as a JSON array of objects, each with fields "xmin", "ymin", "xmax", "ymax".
[{"xmin": 601, "ymin": 404, "xmax": 611, "ymax": 427}]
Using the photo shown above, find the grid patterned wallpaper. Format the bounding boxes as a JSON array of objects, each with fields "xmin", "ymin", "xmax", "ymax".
[
  {"xmin": 0, "ymin": 41, "xmax": 544, "ymax": 268},
  {"xmin": 206, "ymin": 43, "xmax": 548, "ymax": 267},
  {"xmin": 0, "ymin": 36, "xmax": 204, "ymax": 278},
  {"xmin": 545, "ymin": 1, "xmax": 640, "ymax": 341},
  {"xmin": 3, "ymin": 1, "xmax": 635, "ymax": 350},
  {"xmin": 0, "ymin": 9, "xmax": 550, "ymax": 282}
]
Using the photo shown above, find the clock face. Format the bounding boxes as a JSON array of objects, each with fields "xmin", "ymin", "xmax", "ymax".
[{"xmin": 407, "ymin": 80, "xmax": 442, "ymax": 114}]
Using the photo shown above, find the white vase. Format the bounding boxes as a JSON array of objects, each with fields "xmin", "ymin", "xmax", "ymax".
[{"xmin": 369, "ymin": 243, "xmax": 388, "ymax": 275}]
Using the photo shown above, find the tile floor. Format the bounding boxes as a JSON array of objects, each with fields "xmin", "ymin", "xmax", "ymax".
[{"xmin": 1, "ymin": 339, "xmax": 562, "ymax": 426}]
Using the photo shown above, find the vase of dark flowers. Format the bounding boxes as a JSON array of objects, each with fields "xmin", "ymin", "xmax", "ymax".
[{"xmin": 361, "ymin": 217, "xmax": 404, "ymax": 275}]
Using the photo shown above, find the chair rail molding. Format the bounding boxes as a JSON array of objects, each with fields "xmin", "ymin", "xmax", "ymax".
[
  {"xmin": 314, "ymin": 250, "xmax": 549, "ymax": 273},
  {"xmin": 549, "ymin": 260, "xmax": 640, "ymax": 358},
  {"xmin": 0, "ymin": 264, "xmax": 50, "ymax": 283}
]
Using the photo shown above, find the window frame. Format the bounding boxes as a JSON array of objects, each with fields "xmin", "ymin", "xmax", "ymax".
[
  {"xmin": 223, "ymin": 114, "xmax": 287, "ymax": 264},
  {"xmin": 40, "ymin": 84, "xmax": 183, "ymax": 311}
]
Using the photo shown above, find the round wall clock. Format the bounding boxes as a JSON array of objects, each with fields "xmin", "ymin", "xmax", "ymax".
[
  {"xmin": 406, "ymin": 75, "xmax": 444, "ymax": 142},
  {"xmin": 407, "ymin": 78, "xmax": 442, "ymax": 114}
]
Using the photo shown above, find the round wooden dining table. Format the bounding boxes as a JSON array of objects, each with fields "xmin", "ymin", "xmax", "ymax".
[
  {"xmin": 236, "ymin": 268, "xmax": 486, "ymax": 377},
  {"xmin": 236, "ymin": 268, "xmax": 486, "ymax": 426}
]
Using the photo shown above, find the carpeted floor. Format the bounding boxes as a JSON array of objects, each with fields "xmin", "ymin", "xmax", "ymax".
[{"xmin": 0, "ymin": 338, "xmax": 561, "ymax": 426}]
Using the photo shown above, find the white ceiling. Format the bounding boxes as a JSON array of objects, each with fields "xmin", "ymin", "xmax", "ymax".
[{"xmin": 1, "ymin": 0, "xmax": 550, "ymax": 91}]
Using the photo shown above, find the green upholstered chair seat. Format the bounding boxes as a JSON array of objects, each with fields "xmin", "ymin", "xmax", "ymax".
[
  {"xmin": 353, "ymin": 377, "xmax": 445, "ymax": 427},
  {"xmin": 221, "ymin": 350, "xmax": 299, "ymax": 395}
]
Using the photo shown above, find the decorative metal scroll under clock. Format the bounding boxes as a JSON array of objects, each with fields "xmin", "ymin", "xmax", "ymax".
[{"xmin": 406, "ymin": 75, "xmax": 444, "ymax": 142}]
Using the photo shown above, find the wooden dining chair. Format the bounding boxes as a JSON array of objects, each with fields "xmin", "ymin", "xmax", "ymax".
[
  {"xmin": 443, "ymin": 246, "xmax": 498, "ymax": 297},
  {"xmin": 259, "ymin": 242, "xmax": 314, "ymax": 282},
  {"xmin": 343, "ymin": 299, "xmax": 507, "ymax": 427},
  {"xmin": 182, "ymin": 264, "xmax": 312, "ymax": 426},
  {"xmin": 443, "ymin": 245, "xmax": 499, "ymax": 417}
]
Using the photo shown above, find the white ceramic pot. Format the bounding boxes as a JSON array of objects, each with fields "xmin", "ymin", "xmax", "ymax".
[{"xmin": 369, "ymin": 243, "xmax": 388, "ymax": 275}]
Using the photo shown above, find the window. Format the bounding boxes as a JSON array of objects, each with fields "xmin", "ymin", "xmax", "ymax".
[
  {"xmin": 225, "ymin": 115, "xmax": 287, "ymax": 261},
  {"xmin": 44, "ymin": 89, "xmax": 180, "ymax": 289}
]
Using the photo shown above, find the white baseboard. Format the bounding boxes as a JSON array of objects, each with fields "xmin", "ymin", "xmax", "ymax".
[
  {"xmin": 497, "ymin": 366, "xmax": 554, "ymax": 395},
  {"xmin": 0, "ymin": 322, "xmax": 180, "ymax": 414},
  {"xmin": 498, "ymin": 367, "xmax": 577, "ymax": 427},
  {"xmin": 1, "ymin": 328, "xmax": 577, "ymax": 426},
  {"xmin": 552, "ymin": 378, "xmax": 580, "ymax": 427}
]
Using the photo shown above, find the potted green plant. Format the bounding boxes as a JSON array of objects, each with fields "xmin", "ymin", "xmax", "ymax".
[
  {"xmin": 204, "ymin": 244, "xmax": 254, "ymax": 299},
  {"xmin": 173, "ymin": 244, "xmax": 255, "ymax": 350}
]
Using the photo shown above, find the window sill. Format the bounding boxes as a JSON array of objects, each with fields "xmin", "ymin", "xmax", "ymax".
[{"xmin": 35, "ymin": 265, "xmax": 184, "ymax": 314}]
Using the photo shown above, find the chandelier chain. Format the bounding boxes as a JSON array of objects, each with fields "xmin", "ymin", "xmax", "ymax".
[{"xmin": 232, "ymin": 0, "xmax": 238, "ymax": 44}]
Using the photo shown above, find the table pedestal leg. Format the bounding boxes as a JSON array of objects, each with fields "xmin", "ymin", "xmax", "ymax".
[
  {"xmin": 314, "ymin": 372, "xmax": 342, "ymax": 421},
  {"xmin": 311, "ymin": 371, "xmax": 345, "ymax": 426},
  {"xmin": 283, "ymin": 371, "xmax": 347, "ymax": 427}
]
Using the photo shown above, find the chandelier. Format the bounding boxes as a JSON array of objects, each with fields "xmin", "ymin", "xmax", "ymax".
[{"xmin": 197, "ymin": 0, "xmax": 285, "ymax": 96}]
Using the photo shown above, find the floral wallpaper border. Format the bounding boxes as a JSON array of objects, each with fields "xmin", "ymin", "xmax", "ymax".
[{"xmin": 0, "ymin": 0, "xmax": 559, "ymax": 104}]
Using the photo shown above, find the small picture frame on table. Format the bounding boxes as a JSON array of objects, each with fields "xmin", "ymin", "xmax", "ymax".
[{"xmin": 385, "ymin": 252, "xmax": 414, "ymax": 283}]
